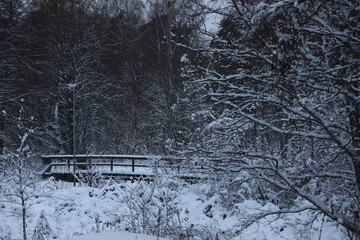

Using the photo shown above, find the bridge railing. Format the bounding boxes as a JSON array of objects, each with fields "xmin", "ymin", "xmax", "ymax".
[{"xmin": 40, "ymin": 154, "xmax": 186, "ymax": 176}]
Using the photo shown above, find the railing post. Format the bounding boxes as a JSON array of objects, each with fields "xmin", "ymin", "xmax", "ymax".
[
  {"xmin": 89, "ymin": 156, "xmax": 92, "ymax": 170},
  {"xmin": 132, "ymin": 158, "xmax": 135, "ymax": 172},
  {"xmin": 111, "ymin": 158, "xmax": 113, "ymax": 171}
]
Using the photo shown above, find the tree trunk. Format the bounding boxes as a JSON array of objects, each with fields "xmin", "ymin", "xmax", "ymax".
[
  {"xmin": 350, "ymin": 105, "xmax": 360, "ymax": 194},
  {"xmin": 22, "ymin": 198, "xmax": 27, "ymax": 240},
  {"xmin": 0, "ymin": 114, "xmax": 4, "ymax": 154},
  {"xmin": 348, "ymin": 82, "xmax": 360, "ymax": 194}
]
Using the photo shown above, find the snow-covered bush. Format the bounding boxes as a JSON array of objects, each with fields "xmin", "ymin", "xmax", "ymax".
[
  {"xmin": 121, "ymin": 178, "xmax": 190, "ymax": 239},
  {"xmin": 0, "ymin": 222, "xmax": 11, "ymax": 240},
  {"xmin": 32, "ymin": 212, "xmax": 57, "ymax": 240}
]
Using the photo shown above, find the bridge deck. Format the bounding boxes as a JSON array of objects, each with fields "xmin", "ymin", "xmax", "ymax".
[{"xmin": 37, "ymin": 155, "xmax": 209, "ymax": 181}]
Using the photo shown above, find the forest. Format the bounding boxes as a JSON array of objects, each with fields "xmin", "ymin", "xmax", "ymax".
[{"xmin": 0, "ymin": 0, "xmax": 359, "ymax": 239}]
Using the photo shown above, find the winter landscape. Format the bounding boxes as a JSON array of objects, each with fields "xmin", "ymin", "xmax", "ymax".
[{"xmin": 0, "ymin": 0, "xmax": 359, "ymax": 239}]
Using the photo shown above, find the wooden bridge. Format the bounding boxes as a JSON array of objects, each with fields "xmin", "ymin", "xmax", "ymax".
[{"xmin": 36, "ymin": 154, "xmax": 209, "ymax": 181}]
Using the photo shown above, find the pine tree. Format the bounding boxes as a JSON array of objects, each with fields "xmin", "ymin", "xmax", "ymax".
[{"xmin": 32, "ymin": 212, "xmax": 57, "ymax": 240}]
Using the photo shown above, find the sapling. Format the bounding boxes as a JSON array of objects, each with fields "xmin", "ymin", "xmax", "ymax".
[{"xmin": 1, "ymin": 131, "xmax": 41, "ymax": 240}]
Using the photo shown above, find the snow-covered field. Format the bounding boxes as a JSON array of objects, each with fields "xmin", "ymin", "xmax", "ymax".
[{"xmin": 0, "ymin": 177, "xmax": 344, "ymax": 240}]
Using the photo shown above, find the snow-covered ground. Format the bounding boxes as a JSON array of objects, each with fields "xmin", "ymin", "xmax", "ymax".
[
  {"xmin": 62, "ymin": 231, "xmax": 169, "ymax": 240},
  {"xmin": 0, "ymin": 177, "xmax": 344, "ymax": 240}
]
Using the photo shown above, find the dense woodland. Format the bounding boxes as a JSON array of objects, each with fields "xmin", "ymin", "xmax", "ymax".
[{"xmin": 1, "ymin": 0, "xmax": 360, "ymax": 239}]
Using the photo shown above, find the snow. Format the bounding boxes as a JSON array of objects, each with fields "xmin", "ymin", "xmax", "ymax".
[
  {"xmin": 66, "ymin": 83, "xmax": 77, "ymax": 89},
  {"xmin": 61, "ymin": 231, "xmax": 169, "ymax": 240},
  {"xmin": 180, "ymin": 54, "xmax": 189, "ymax": 63},
  {"xmin": 0, "ymin": 180, "xmax": 344, "ymax": 240}
]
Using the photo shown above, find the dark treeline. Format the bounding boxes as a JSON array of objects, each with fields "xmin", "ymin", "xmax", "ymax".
[{"xmin": 0, "ymin": 0, "xmax": 200, "ymax": 155}]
